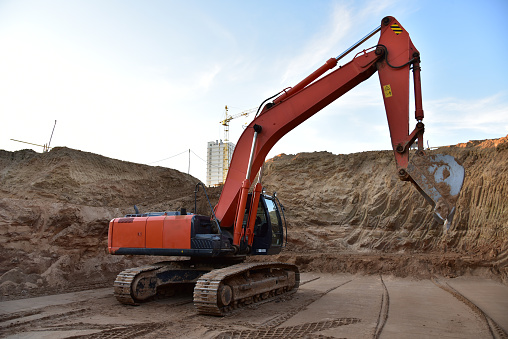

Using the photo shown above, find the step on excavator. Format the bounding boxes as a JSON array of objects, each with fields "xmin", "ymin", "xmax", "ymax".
[{"xmin": 108, "ymin": 16, "xmax": 465, "ymax": 316}]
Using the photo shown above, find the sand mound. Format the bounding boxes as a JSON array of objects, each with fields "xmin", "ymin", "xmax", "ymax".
[
  {"xmin": 0, "ymin": 147, "xmax": 219, "ymax": 299},
  {"xmin": 257, "ymin": 135, "xmax": 508, "ymax": 280},
  {"xmin": 1, "ymin": 135, "xmax": 506, "ymax": 299}
]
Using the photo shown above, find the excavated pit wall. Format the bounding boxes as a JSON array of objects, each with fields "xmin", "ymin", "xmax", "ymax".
[
  {"xmin": 260, "ymin": 135, "xmax": 508, "ymax": 279},
  {"xmin": 0, "ymin": 136, "xmax": 506, "ymax": 298}
]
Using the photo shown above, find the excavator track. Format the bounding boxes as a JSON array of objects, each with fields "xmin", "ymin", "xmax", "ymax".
[
  {"xmin": 113, "ymin": 259, "xmax": 245, "ymax": 306},
  {"xmin": 193, "ymin": 262, "xmax": 300, "ymax": 316},
  {"xmin": 114, "ymin": 265, "xmax": 163, "ymax": 305}
]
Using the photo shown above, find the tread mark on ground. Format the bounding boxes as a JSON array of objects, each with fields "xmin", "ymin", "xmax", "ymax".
[
  {"xmin": 373, "ymin": 274, "xmax": 389, "ymax": 339},
  {"xmin": 213, "ymin": 318, "xmax": 360, "ymax": 339},
  {"xmin": 260, "ymin": 279, "xmax": 353, "ymax": 328},
  {"xmin": 432, "ymin": 276, "xmax": 508, "ymax": 339}
]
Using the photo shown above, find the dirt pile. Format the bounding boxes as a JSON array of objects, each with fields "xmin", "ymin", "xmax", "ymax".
[
  {"xmin": 0, "ymin": 147, "xmax": 203, "ymax": 209},
  {"xmin": 0, "ymin": 135, "xmax": 506, "ymax": 299},
  {"xmin": 0, "ymin": 147, "xmax": 218, "ymax": 299},
  {"xmin": 259, "ymin": 135, "xmax": 508, "ymax": 279}
]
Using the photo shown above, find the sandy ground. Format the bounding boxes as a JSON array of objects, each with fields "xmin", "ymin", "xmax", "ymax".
[
  {"xmin": 1, "ymin": 273, "xmax": 507, "ymax": 339},
  {"xmin": 1, "ymin": 136, "xmax": 507, "ymax": 337}
]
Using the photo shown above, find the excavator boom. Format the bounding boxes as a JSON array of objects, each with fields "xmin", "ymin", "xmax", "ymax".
[{"xmin": 215, "ymin": 16, "xmax": 464, "ymax": 231}]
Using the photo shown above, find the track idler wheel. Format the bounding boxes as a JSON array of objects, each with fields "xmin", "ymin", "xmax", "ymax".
[{"xmin": 218, "ymin": 284, "xmax": 233, "ymax": 307}]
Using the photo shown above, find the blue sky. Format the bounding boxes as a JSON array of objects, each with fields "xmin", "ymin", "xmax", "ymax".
[{"xmin": 1, "ymin": 0, "xmax": 507, "ymax": 182}]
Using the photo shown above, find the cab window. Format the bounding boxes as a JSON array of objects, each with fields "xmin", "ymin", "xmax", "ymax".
[{"xmin": 265, "ymin": 198, "xmax": 282, "ymax": 246}]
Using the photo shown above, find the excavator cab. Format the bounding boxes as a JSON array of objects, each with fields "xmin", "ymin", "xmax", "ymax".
[{"xmin": 248, "ymin": 194, "xmax": 285, "ymax": 255}]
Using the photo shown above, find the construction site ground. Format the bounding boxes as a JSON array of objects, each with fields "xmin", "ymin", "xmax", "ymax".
[
  {"xmin": 1, "ymin": 135, "xmax": 507, "ymax": 338},
  {"xmin": 1, "ymin": 273, "xmax": 507, "ymax": 338}
]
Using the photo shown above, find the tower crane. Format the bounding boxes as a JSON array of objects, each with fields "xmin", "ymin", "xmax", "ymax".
[
  {"xmin": 219, "ymin": 106, "xmax": 257, "ymax": 183},
  {"xmin": 10, "ymin": 120, "xmax": 57, "ymax": 153}
]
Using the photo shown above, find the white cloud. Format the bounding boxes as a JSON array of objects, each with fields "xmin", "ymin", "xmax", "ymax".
[
  {"xmin": 280, "ymin": 4, "xmax": 352, "ymax": 85},
  {"xmin": 198, "ymin": 64, "xmax": 221, "ymax": 91},
  {"xmin": 278, "ymin": 0, "xmax": 403, "ymax": 86},
  {"xmin": 425, "ymin": 93, "xmax": 508, "ymax": 134}
]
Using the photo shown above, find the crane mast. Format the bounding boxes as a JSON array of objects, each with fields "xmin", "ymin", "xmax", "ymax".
[{"xmin": 219, "ymin": 106, "xmax": 257, "ymax": 185}]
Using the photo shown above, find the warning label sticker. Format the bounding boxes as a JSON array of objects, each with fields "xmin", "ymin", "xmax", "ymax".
[
  {"xmin": 383, "ymin": 84, "xmax": 393, "ymax": 98},
  {"xmin": 390, "ymin": 24, "xmax": 402, "ymax": 35}
]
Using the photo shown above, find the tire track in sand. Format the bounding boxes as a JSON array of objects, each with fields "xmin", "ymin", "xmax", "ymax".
[
  {"xmin": 431, "ymin": 276, "xmax": 508, "ymax": 339},
  {"xmin": 210, "ymin": 278, "xmax": 357, "ymax": 338},
  {"xmin": 373, "ymin": 274, "xmax": 389, "ymax": 339}
]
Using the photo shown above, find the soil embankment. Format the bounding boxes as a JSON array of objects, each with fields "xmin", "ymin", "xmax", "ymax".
[
  {"xmin": 1, "ymin": 135, "xmax": 507, "ymax": 299},
  {"xmin": 0, "ymin": 147, "xmax": 219, "ymax": 299},
  {"xmin": 259, "ymin": 135, "xmax": 508, "ymax": 279}
]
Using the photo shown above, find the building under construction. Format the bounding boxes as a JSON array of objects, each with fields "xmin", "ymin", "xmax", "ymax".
[
  {"xmin": 207, "ymin": 106, "xmax": 255, "ymax": 186},
  {"xmin": 206, "ymin": 140, "xmax": 235, "ymax": 186}
]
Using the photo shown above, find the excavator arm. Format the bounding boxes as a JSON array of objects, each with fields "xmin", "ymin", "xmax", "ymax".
[
  {"xmin": 215, "ymin": 16, "xmax": 464, "ymax": 241},
  {"xmin": 107, "ymin": 16, "xmax": 465, "ymax": 313}
]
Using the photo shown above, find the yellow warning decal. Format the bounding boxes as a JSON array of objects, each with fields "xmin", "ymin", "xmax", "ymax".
[
  {"xmin": 383, "ymin": 84, "xmax": 393, "ymax": 98},
  {"xmin": 390, "ymin": 23, "xmax": 402, "ymax": 35}
]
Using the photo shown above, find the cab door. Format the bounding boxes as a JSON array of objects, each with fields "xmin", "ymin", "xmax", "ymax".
[{"xmin": 251, "ymin": 195, "xmax": 284, "ymax": 255}]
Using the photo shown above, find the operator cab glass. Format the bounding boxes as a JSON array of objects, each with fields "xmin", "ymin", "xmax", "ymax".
[{"xmin": 250, "ymin": 194, "xmax": 284, "ymax": 255}]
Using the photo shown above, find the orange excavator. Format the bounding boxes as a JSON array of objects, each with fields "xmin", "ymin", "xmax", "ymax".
[{"xmin": 108, "ymin": 16, "xmax": 465, "ymax": 315}]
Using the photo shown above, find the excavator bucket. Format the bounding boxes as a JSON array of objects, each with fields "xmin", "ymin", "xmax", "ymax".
[{"xmin": 406, "ymin": 154, "xmax": 465, "ymax": 228}]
